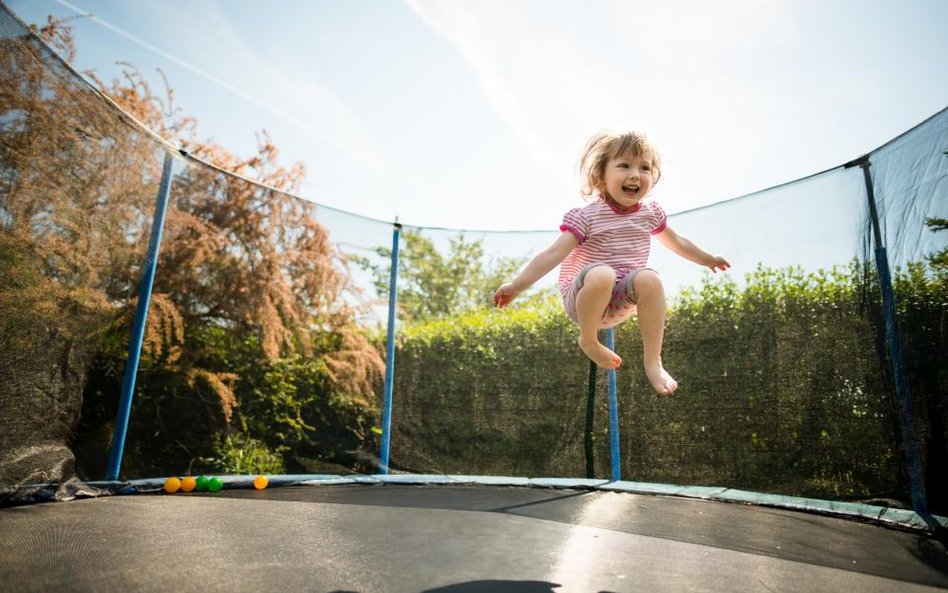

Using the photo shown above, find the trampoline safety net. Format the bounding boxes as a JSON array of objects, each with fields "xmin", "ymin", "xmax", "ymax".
[{"xmin": 1, "ymin": 2, "xmax": 946, "ymax": 516}]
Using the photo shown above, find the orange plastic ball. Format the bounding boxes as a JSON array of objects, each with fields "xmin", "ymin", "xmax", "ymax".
[
  {"xmin": 180, "ymin": 476, "xmax": 197, "ymax": 493},
  {"xmin": 253, "ymin": 475, "xmax": 269, "ymax": 490},
  {"xmin": 163, "ymin": 477, "xmax": 182, "ymax": 494}
]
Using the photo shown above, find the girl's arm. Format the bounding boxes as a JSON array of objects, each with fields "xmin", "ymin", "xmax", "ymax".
[
  {"xmin": 493, "ymin": 231, "xmax": 579, "ymax": 306},
  {"xmin": 655, "ymin": 225, "xmax": 730, "ymax": 273}
]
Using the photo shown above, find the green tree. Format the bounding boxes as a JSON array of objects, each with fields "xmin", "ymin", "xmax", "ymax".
[
  {"xmin": 356, "ymin": 229, "xmax": 535, "ymax": 322},
  {"xmin": 926, "ymin": 217, "xmax": 947, "ymax": 269}
]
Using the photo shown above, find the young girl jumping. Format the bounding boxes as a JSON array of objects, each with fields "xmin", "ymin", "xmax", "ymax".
[{"xmin": 493, "ymin": 130, "xmax": 729, "ymax": 396}]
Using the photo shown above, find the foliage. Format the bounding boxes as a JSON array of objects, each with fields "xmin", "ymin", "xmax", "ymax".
[
  {"xmin": 387, "ymin": 261, "xmax": 947, "ymax": 508},
  {"xmin": 926, "ymin": 217, "xmax": 948, "ymax": 270},
  {"xmin": 626, "ymin": 264, "xmax": 902, "ymax": 497},
  {"xmin": 234, "ymin": 353, "xmax": 379, "ymax": 472},
  {"xmin": 1, "ymin": 16, "xmax": 151, "ymax": 487},
  {"xmin": 1, "ymin": 16, "xmax": 382, "ymax": 482},
  {"xmin": 355, "ymin": 229, "xmax": 530, "ymax": 322},
  {"xmin": 891, "ymin": 256, "xmax": 948, "ymax": 508},
  {"xmin": 390, "ymin": 295, "xmax": 590, "ymax": 475},
  {"xmin": 204, "ymin": 432, "xmax": 286, "ymax": 476},
  {"xmin": 3, "ymin": 12, "xmax": 945, "ymax": 515}
]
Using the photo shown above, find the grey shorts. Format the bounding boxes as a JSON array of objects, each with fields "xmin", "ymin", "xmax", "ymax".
[{"xmin": 563, "ymin": 263, "xmax": 653, "ymax": 329}]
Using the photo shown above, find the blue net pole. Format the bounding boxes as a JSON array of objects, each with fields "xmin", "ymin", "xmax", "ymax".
[
  {"xmin": 105, "ymin": 152, "xmax": 174, "ymax": 480},
  {"xmin": 605, "ymin": 328, "xmax": 621, "ymax": 481},
  {"xmin": 379, "ymin": 222, "xmax": 402, "ymax": 475},
  {"xmin": 858, "ymin": 157, "xmax": 928, "ymax": 514}
]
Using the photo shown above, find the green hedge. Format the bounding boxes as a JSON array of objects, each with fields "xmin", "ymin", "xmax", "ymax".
[{"xmin": 387, "ymin": 264, "xmax": 948, "ymax": 508}]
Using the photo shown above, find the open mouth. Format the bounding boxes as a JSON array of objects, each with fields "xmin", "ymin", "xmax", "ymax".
[{"xmin": 622, "ymin": 184, "xmax": 640, "ymax": 195}]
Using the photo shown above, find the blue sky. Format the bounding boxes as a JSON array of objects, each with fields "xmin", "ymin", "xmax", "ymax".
[{"xmin": 7, "ymin": 0, "xmax": 948, "ymax": 231}]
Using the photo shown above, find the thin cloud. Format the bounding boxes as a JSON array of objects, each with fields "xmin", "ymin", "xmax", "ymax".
[
  {"xmin": 402, "ymin": 0, "xmax": 566, "ymax": 181},
  {"xmin": 51, "ymin": 0, "xmax": 391, "ymax": 172}
]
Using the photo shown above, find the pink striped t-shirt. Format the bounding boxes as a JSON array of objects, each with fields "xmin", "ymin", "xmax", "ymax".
[{"xmin": 557, "ymin": 196, "xmax": 668, "ymax": 296}]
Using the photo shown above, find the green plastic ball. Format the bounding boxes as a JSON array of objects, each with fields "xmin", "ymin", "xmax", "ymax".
[
  {"xmin": 195, "ymin": 475, "xmax": 209, "ymax": 492},
  {"xmin": 207, "ymin": 476, "xmax": 224, "ymax": 493}
]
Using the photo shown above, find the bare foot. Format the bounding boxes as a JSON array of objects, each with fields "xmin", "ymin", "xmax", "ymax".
[
  {"xmin": 645, "ymin": 363, "xmax": 678, "ymax": 396},
  {"xmin": 578, "ymin": 337, "xmax": 622, "ymax": 369}
]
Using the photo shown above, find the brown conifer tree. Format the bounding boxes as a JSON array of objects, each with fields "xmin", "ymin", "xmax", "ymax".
[{"xmin": 1, "ymin": 14, "xmax": 383, "ymax": 486}]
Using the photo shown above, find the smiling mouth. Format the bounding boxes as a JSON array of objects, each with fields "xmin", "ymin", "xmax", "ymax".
[{"xmin": 622, "ymin": 184, "xmax": 640, "ymax": 194}]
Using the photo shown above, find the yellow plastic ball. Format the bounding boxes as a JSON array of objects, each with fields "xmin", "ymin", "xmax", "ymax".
[
  {"xmin": 180, "ymin": 476, "xmax": 197, "ymax": 493},
  {"xmin": 253, "ymin": 475, "xmax": 269, "ymax": 490},
  {"xmin": 163, "ymin": 477, "xmax": 182, "ymax": 494}
]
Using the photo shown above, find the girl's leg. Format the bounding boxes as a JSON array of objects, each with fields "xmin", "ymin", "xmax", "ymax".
[
  {"xmin": 575, "ymin": 266, "xmax": 622, "ymax": 369},
  {"xmin": 633, "ymin": 269, "xmax": 678, "ymax": 395}
]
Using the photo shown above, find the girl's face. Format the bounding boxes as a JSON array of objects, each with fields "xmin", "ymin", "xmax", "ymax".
[{"xmin": 601, "ymin": 152, "xmax": 656, "ymax": 210}]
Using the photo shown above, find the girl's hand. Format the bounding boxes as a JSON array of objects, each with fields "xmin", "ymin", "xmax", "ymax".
[
  {"xmin": 493, "ymin": 283, "xmax": 519, "ymax": 307},
  {"xmin": 708, "ymin": 256, "xmax": 730, "ymax": 273}
]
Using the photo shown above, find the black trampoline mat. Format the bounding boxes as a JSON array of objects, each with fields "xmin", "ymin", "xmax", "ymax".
[{"xmin": 1, "ymin": 483, "xmax": 946, "ymax": 592}]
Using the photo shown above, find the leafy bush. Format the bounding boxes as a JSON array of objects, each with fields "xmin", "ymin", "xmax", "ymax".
[
  {"xmin": 386, "ymin": 263, "xmax": 946, "ymax": 508},
  {"xmin": 1, "ymin": 18, "xmax": 383, "ymax": 484}
]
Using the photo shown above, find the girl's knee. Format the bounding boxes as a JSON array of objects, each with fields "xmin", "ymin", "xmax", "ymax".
[
  {"xmin": 634, "ymin": 269, "xmax": 664, "ymax": 294},
  {"xmin": 583, "ymin": 265, "xmax": 616, "ymax": 288}
]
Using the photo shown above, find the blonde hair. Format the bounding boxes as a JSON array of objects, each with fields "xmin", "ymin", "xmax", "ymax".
[{"xmin": 578, "ymin": 130, "xmax": 662, "ymax": 198}]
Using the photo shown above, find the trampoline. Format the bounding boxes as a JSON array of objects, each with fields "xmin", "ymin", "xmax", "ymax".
[
  {"xmin": 2, "ymin": 476, "xmax": 947, "ymax": 593},
  {"xmin": 2, "ymin": 3, "xmax": 948, "ymax": 592}
]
